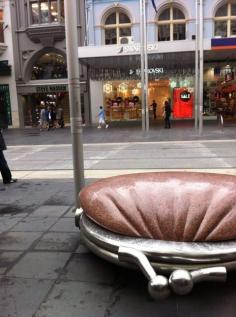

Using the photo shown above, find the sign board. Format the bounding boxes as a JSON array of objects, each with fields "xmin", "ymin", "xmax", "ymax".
[
  {"xmin": 36, "ymin": 85, "xmax": 67, "ymax": 93},
  {"xmin": 180, "ymin": 90, "xmax": 191, "ymax": 102},
  {"xmin": 117, "ymin": 43, "xmax": 158, "ymax": 54}
]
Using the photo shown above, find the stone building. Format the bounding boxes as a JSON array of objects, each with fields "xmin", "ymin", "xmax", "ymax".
[{"xmin": 8, "ymin": 0, "xmax": 88, "ymax": 128}]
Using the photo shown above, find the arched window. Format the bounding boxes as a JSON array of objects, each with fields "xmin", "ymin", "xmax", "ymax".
[
  {"xmin": 31, "ymin": 52, "xmax": 67, "ymax": 80},
  {"xmin": 104, "ymin": 10, "xmax": 131, "ymax": 45},
  {"xmin": 157, "ymin": 6, "xmax": 186, "ymax": 41},
  {"xmin": 214, "ymin": 2, "xmax": 236, "ymax": 37}
]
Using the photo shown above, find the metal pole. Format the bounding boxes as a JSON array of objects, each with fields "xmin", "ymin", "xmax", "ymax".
[
  {"xmin": 199, "ymin": 0, "xmax": 204, "ymax": 135},
  {"xmin": 64, "ymin": 0, "xmax": 85, "ymax": 208},
  {"xmin": 144, "ymin": 0, "xmax": 149, "ymax": 132},
  {"xmin": 194, "ymin": 0, "xmax": 199, "ymax": 130},
  {"xmin": 140, "ymin": 0, "xmax": 146, "ymax": 132}
]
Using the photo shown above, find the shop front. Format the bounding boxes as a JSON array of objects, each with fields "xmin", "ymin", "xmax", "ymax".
[
  {"xmin": 0, "ymin": 83, "xmax": 12, "ymax": 127},
  {"xmin": 203, "ymin": 59, "xmax": 236, "ymax": 120},
  {"xmin": 84, "ymin": 52, "xmax": 196, "ymax": 124},
  {"xmin": 17, "ymin": 83, "xmax": 69, "ymax": 127}
]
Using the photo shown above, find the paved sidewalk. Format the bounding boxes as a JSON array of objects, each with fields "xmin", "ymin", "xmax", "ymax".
[
  {"xmin": 3, "ymin": 120, "xmax": 236, "ymax": 146},
  {"xmin": 1, "ymin": 123, "xmax": 236, "ymax": 316}
]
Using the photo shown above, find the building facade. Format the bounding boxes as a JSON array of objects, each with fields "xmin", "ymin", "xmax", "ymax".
[
  {"xmin": 8, "ymin": 0, "xmax": 88, "ymax": 128},
  {"xmin": 80, "ymin": 0, "xmax": 236, "ymax": 125},
  {"xmin": 0, "ymin": 0, "xmax": 18, "ymax": 128}
]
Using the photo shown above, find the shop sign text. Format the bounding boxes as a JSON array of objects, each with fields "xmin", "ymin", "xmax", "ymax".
[
  {"xmin": 129, "ymin": 68, "xmax": 164, "ymax": 76},
  {"xmin": 117, "ymin": 43, "xmax": 158, "ymax": 54},
  {"xmin": 36, "ymin": 85, "xmax": 67, "ymax": 93},
  {"xmin": 180, "ymin": 90, "xmax": 191, "ymax": 102}
]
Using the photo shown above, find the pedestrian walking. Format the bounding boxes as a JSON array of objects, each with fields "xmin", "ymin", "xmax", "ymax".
[
  {"xmin": 97, "ymin": 106, "xmax": 109, "ymax": 129},
  {"xmin": 150, "ymin": 100, "xmax": 157, "ymax": 119},
  {"xmin": 56, "ymin": 106, "xmax": 64, "ymax": 128},
  {"xmin": 39, "ymin": 104, "xmax": 47, "ymax": 131},
  {"xmin": 163, "ymin": 99, "xmax": 172, "ymax": 129},
  {"xmin": 0, "ymin": 130, "xmax": 17, "ymax": 185}
]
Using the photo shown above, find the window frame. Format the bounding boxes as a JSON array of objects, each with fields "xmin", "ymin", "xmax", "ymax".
[
  {"xmin": 214, "ymin": 2, "xmax": 236, "ymax": 38},
  {"xmin": 28, "ymin": 0, "xmax": 64, "ymax": 25},
  {"xmin": 157, "ymin": 5, "xmax": 186, "ymax": 42},
  {"xmin": 103, "ymin": 10, "xmax": 131, "ymax": 45}
]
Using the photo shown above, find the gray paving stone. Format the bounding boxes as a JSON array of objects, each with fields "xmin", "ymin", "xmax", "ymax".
[
  {"xmin": 0, "ymin": 252, "xmax": 22, "ymax": 274},
  {"xmin": 0, "ymin": 277, "xmax": 53, "ymax": 317},
  {"xmin": 34, "ymin": 232, "xmax": 79, "ymax": 252},
  {"xmin": 0, "ymin": 217, "xmax": 23, "ymax": 234},
  {"xmin": 30, "ymin": 205, "xmax": 70, "ymax": 217},
  {"xmin": 106, "ymin": 272, "xmax": 177, "ymax": 317},
  {"xmin": 34, "ymin": 280, "xmax": 112, "ymax": 317},
  {"xmin": 0, "ymin": 232, "xmax": 42, "ymax": 251},
  {"xmin": 11, "ymin": 217, "xmax": 58, "ymax": 232},
  {"xmin": 61, "ymin": 253, "xmax": 117, "ymax": 285},
  {"xmin": 74, "ymin": 243, "xmax": 90, "ymax": 254},
  {"xmin": 49, "ymin": 218, "xmax": 79, "ymax": 232},
  {"xmin": 63, "ymin": 207, "xmax": 76, "ymax": 218},
  {"xmin": 7, "ymin": 252, "xmax": 71, "ymax": 280}
]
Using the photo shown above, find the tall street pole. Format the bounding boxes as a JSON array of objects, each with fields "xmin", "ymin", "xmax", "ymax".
[
  {"xmin": 144, "ymin": 0, "xmax": 149, "ymax": 132},
  {"xmin": 195, "ymin": 0, "xmax": 199, "ymax": 130},
  {"xmin": 199, "ymin": 0, "xmax": 204, "ymax": 135},
  {"xmin": 140, "ymin": 0, "xmax": 146, "ymax": 132},
  {"xmin": 64, "ymin": 0, "xmax": 85, "ymax": 208}
]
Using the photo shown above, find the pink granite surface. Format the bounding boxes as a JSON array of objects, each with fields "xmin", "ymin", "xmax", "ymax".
[{"xmin": 80, "ymin": 172, "xmax": 236, "ymax": 242}]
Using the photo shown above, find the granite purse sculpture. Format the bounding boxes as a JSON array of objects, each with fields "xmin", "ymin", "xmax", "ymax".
[{"xmin": 75, "ymin": 172, "xmax": 236, "ymax": 299}]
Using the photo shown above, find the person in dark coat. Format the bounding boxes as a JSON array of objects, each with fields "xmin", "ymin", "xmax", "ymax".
[
  {"xmin": 0, "ymin": 130, "xmax": 17, "ymax": 184},
  {"xmin": 164, "ymin": 99, "xmax": 172, "ymax": 129}
]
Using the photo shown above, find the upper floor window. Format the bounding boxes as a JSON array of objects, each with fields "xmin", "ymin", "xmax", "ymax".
[
  {"xmin": 0, "ymin": 9, "xmax": 4, "ymax": 43},
  {"xmin": 30, "ymin": 0, "xmax": 64, "ymax": 25},
  {"xmin": 214, "ymin": 2, "xmax": 236, "ymax": 37},
  {"xmin": 104, "ymin": 10, "xmax": 131, "ymax": 45},
  {"xmin": 157, "ymin": 6, "xmax": 186, "ymax": 41},
  {"xmin": 31, "ymin": 52, "xmax": 67, "ymax": 80}
]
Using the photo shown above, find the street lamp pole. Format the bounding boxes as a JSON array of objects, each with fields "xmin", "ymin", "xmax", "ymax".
[
  {"xmin": 64, "ymin": 0, "xmax": 85, "ymax": 208},
  {"xmin": 144, "ymin": 0, "xmax": 149, "ymax": 132},
  {"xmin": 199, "ymin": 0, "xmax": 204, "ymax": 135},
  {"xmin": 195, "ymin": 0, "xmax": 199, "ymax": 130},
  {"xmin": 140, "ymin": 0, "xmax": 146, "ymax": 132}
]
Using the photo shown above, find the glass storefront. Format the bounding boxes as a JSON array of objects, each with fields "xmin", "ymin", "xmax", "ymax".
[
  {"xmin": 204, "ymin": 63, "xmax": 236, "ymax": 118},
  {"xmin": 103, "ymin": 78, "xmax": 194, "ymax": 121},
  {"xmin": 0, "ymin": 84, "xmax": 12, "ymax": 128},
  {"xmin": 23, "ymin": 91, "xmax": 69, "ymax": 127}
]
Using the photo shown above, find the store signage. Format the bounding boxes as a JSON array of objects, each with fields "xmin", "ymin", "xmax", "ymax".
[
  {"xmin": 180, "ymin": 90, "xmax": 191, "ymax": 102},
  {"xmin": 129, "ymin": 68, "xmax": 164, "ymax": 76},
  {"xmin": 36, "ymin": 85, "xmax": 67, "ymax": 93},
  {"xmin": 117, "ymin": 43, "xmax": 158, "ymax": 54}
]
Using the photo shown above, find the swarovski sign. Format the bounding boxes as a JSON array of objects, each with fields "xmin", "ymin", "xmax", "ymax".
[
  {"xmin": 129, "ymin": 68, "xmax": 164, "ymax": 76},
  {"xmin": 117, "ymin": 43, "xmax": 158, "ymax": 54}
]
